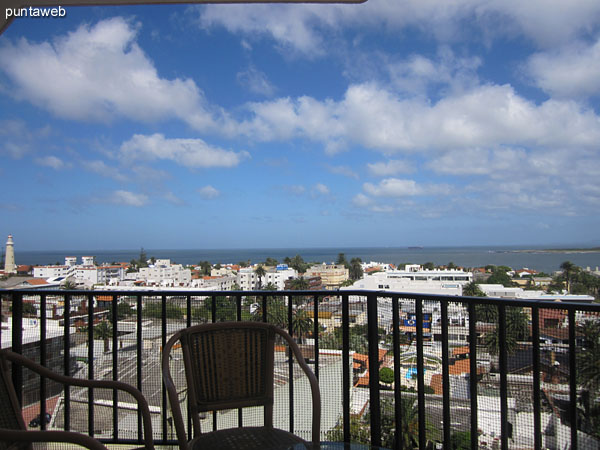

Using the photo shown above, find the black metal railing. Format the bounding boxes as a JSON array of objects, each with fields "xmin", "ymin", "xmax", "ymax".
[{"xmin": 2, "ymin": 288, "xmax": 600, "ymax": 449}]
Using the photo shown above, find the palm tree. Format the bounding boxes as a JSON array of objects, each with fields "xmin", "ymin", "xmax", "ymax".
[
  {"xmin": 94, "ymin": 320, "xmax": 113, "ymax": 353},
  {"xmin": 484, "ymin": 307, "xmax": 529, "ymax": 356},
  {"xmin": 463, "ymin": 282, "xmax": 485, "ymax": 297},
  {"xmin": 62, "ymin": 279, "xmax": 77, "ymax": 290},
  {"xmin": 292, "ymin": 309, "xmax": 312, "ymax": 343},
  {"xmin": 254, "ymin": 265, "xmax": 266, "ymax": 290},
  {"xmin": 289, "ymin": 277, "xmax": 309, "ymax": 290},
  {"xmin": 578, "ymin": 320, "xmax": 600, "ymax": 394}
]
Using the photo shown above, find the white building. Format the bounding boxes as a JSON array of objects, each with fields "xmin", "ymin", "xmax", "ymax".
[
  {"xmin": 33, "ymin": 265, "xmax": 71, "ymax": 279},
  {"xmin": 345, "ymin": 264, "xmax": 472, "ymax": 296},
  {"xmin": 191, "ymin": 275, "xmax": 236, "ymax": 290},
  {"xmin": 137, "ymin": 259, "xmax": 191, "ymax": 287},
  {"xmin": 478, "ymin": 284, "xmax": 595, "ymax": 302},
  {"xmin": 262, "ymin": 265, "xmax": 298, "ymax": 290}
]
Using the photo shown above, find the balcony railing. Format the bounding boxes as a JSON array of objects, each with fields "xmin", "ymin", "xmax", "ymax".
[{"xmin": 1, "ymin": 288, "xmax": 599, "ymax": 449}]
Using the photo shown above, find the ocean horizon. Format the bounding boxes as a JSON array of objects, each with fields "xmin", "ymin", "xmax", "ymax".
[{"xmin": 11, "ymin": 245, "xmax": 600, "ymax": 275}]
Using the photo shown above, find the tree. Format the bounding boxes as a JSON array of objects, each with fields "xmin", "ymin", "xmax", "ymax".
[
  {"xmin": 62, "ymin": 280, "xmax": 77, "ymax": 290},
  {"xmin": 449, "ymin": 431, "xmax": 471, "ymax": 450},
  {"xmin": 292, "ymin": 309, "xmax": 312, "ymax": 343},
  {"xmin": 349, "ymin": 257, "xmax": 363, "ymax": 281},
  {"xmin": 463, "ymin": 282, "xmax": 485, "ymax": 297},
  {"xmin": 578, "ymin": 320, "xmax": 600, "ymax": 394},
  {"xmin": 487, "ymin": 268, "xmax": 513, "ymax": 287},
  {"xmin": 263, "ymin": 282, "xmax": 278, "ymax": 291},
  {"xmin": 265, "ymin": 257, "xmax": 278, "ymax": 267},
  {"xmin": 22, "ymin": 302, "xmax": 37, "ymax": 316},
  {"xmin": 423, "ymin": 262, "xmax": 435, "ymax": 270},
  {"xmin": 577, "ymin": 320, "xmax": 600, "ymax": 438},
  {"xmin": 143, "ymin": 302, "xmax": 183, "ymax": 319},
  {"xmin": 484, "ymin": 307, "xmax": 529, "ymax": 356},
  {"xmin": 380, "ymin": 367, "xmax": 394, "ymax": 384},
  {"xmin": 254, "ymin": 265, "xmax": 266, "ymax": 289},
  {"xmin": 560, "ymin": 261, "xmax": 579, "ymax": 293},
  {"xmin": 198, "ymin": 261, "xmax": 212, "ymax": 275},
  {"xmin": 110, "ymin": 302, "xmax": 134, "ymax": 320},
  {"xmin": 139, "ymin": 248, "xmax": 148, "ymax": 268},
  {"xmin": 337, "ymin": 253, "xmax": 349, "ymax": 268},
  {"xmin": 289, "ymin": 277, "xmax": 310, "ymax": 291},
  {"xmin": 290, "ymin": 254, "xmax": 308, "ymax": 273},
  {"xmin": 94, "ymin": 320, "xmax": 113, "ymax": 353}
]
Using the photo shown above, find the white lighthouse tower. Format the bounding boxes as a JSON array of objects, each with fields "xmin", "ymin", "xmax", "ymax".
[{"xmin": 4, "ymin": 235, "xmax": 16, "ymax": 274}]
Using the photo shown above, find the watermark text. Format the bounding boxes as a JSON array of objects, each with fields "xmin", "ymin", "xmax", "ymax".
[{"xmin": 6, "ymin": 6, "xmax": 66, "ymax": 19}]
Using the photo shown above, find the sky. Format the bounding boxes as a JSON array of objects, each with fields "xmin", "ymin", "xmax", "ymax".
[{"xmin": 1, "ymin": 0, "xmax": 600, "ymax": 251}]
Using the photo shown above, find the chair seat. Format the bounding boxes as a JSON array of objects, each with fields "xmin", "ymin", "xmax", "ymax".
[{"xmin": 190, "ymin": 426, "xmax": 310, "ymax": 450}]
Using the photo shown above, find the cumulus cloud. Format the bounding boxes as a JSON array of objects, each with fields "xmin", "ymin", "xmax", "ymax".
[
  {"xmin": 119, "ymin": 134, "xmax": 249, "ymax": 169},
  {"xmin": 237, "ymin": 65, "xmax": 276, "ymax": 97},
  {"xmin": 196, "ymin": 0, "xmax": 600, "ymax": 55},
  {"xmin": 82, "ymin": 160, "xmax": 128, "ymax": 182},
  {"xmin": 35, "ymin": 155, "xmax": 69, "ymax": 170},
  {"xmin": 243, "ymin": 83, "xmax": 600, "ymax": 155},
  {"xmin": 368, "ymin": 159, "xmax": 414, "ymax": 176},
  {"xmin": 526, "ymin": 38, "xmax": 600, "ymax": 98},
  {"xmin": 327, "ymin": 165, "xmax": 359, "ymax": 179},
  {"xmin": 109, "ymin": 190, "xmax": 149, "ymax": 207},
  {"xmin": 312, "ymin": 183, "xmax": 330, "ymax": 196},
  {"xmin": 0, "ymin": 18, "xmax": 220, "ymax": 130},
  {"xmin": 198, "ymin": 185, "xmax": 220, "ymax": 199}
]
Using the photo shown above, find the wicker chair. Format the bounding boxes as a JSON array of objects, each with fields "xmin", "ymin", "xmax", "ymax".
[
  {"xmin": 162, "ymin": 321, "xmax": 321, "ymax": 450},
  {"xmin": 0, "ymin": 349, "xmax": 155, "ymax": 450}
]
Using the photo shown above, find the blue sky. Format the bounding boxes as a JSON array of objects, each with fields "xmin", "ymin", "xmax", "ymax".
[{"xmin": 1, "ymin": 0, "xmax": 600, "ymax": 251}]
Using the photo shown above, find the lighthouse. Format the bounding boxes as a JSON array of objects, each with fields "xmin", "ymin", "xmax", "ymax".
[{"xmin": 4, "ymin": 235, "xmax": 16, "ymax": 274}]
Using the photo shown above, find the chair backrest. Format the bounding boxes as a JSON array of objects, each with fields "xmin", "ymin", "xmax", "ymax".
[
  {"xmin": 163, "ymin": 321, "xmax": 321, "ymax": 445},
  {"xmin": 0, "ymin": 353, "xmax": 30, "ymax": 450},
  {"xmin": 182, "ymin": 323, "xmax": 275, "ymax": 413}
]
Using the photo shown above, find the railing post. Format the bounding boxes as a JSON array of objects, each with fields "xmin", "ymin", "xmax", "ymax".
[
  {"xmin": 367, "ymin": 293, "xmax": 381, "ymax": 447},
  {"xmin": 532, "ymin": 306, "xmax": 541, "ymax": 450},
  {"xmin": 498, "ymin": 305, "xmax": 508, "ymax": 450},
  {"xmin": 441, "ymin": 300, "xmax": 451, "ymax": 450},
  {"xmin": 342, "ymin": 293, "xmax": 351, "ymax": 444},
  {"xmin": 468, "ymin": 301, "xmax": 478, "ymax": 450},
  {"xmin": 11, "ymin": 292, "xmax": 23, "ymax": 402},
  {"xmin": 392, "ymin": 296, "xmax": 402, "ymax": 450},
  {"xmin": 416, "ymin": 298, "xmax": 426, "ymax": 450},
  {"xmin": 568, "ymin": 308, "xmax": 577, "ymax": 450}
]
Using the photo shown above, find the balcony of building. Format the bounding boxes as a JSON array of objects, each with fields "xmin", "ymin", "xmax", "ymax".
[{"xmin": 1, "ymin": 288, "xmax": 599, "ymax": 449}]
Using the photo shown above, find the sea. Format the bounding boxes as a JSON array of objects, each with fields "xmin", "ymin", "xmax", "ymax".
[{"xmin": 12, "ymin": 246, "xmax": 600, "ymax": 275}]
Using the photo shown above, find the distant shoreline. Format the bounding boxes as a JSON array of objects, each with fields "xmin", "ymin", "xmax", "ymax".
[{"xmin": 510, "ymin": 248, "xmax": 600, "ymax": 254}]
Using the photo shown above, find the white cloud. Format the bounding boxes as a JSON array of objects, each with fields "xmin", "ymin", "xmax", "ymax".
[
  {"xmin": 119, "ymin": 134, "xmax": 249, "ymax": 169},
  {"xmin": 368, "ymin": 159, "xmax": 414, "ymax": 176},
  {"xmin": 526, "ymin": 38, "xmax": 600, "ymax": 98},
  {"xmin": 363, "ymin": 178, "xmax": 422, "ymax": 197},
  {"xmin": 109, "ymin": 190, "xmax": 149, "ymax": 207},
  {"xmin": 244, "ymin": 83, "xmax": 600, "ymax": 154},
  {"xmin": 82, "ymin": 160, "xmax": 128, "ymax": 182},
  {"xmin": 35, "ymin": 155, "xmax": 69, "ymax": 170},
  {"xmin": 237, "ymin": 65, "xmax": 276, "ymax": 97},
  {"xmin": 312, "ymin": 183, "xmax": 330, "ymax": 196},
  {"xmin": 163, "ymin": 191, "xmax": 185, "ymax": 205},
  {"xmin": 196, "ymin": 0, "xmax": 600, "ymax": 55},
  {"xmin": 198, "ymin": 185, "xmax": 220, "ymax": 199},
  {"xmin": 0, "ymin": 18, "xmax": 219, "ymax": 130},
  {"xmin": 328, "ymin": 165, "xmax": 359, "ymax": 179}
]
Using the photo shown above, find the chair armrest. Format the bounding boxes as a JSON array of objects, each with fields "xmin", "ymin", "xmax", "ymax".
[
  {"xmin": 0, "ymin": 428, "xmax": 108, "ymax": 450},
  {"xmin": 2, "ymin": 350, "xmax": 155, "ymax": 449}
]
